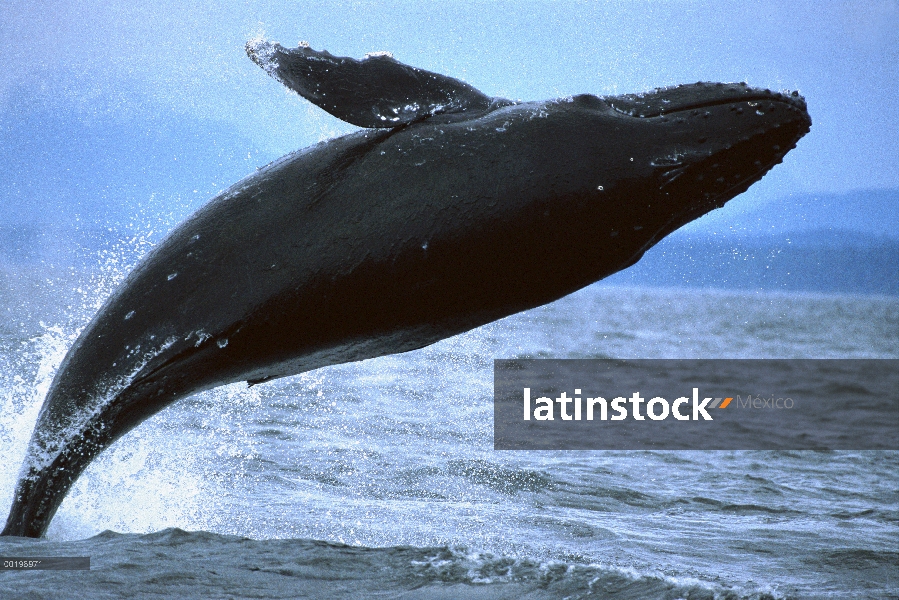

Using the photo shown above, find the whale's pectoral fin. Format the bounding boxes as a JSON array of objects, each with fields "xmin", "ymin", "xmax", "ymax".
[{"xmin": 246, "ymin": 38, "xmax": 498, "ymax": 128}]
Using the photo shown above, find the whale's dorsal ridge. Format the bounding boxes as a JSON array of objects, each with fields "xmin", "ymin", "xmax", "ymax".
[{"xmin": 246, "ymin": 38, "xmax": 495, "ymax": 128}]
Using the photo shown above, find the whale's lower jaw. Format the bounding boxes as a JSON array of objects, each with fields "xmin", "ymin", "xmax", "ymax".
[{"xmin": 658, "ymin": 108, "xmax": 810, "ymax": 242}]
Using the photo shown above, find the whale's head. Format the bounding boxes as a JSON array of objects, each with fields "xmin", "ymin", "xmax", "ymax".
[
  {"xmin": 560, "ymin": 83, "xmax": 811, "ymax": 244},
  {"xmin": 410, "ymin": 81, "xmax": 812, "ymax": 288},
  {"xmin": 602, "ymin": 82, "xmax": 810, "ymax": 235},
  {"xmin": 471, "ymin": 83, "xmax": 810, "ymax": 276}
]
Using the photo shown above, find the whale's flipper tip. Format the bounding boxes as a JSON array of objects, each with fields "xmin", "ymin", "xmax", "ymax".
[
  {"xmin": 246, "ymin": 37, "xmax": 493, "ymax": 128},
  {"xmin": 245, "ymin": 37, "xmax": 281, "ymax": 77}
]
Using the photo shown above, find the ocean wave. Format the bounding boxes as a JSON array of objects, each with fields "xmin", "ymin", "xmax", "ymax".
[{"xmin": 0, "ymin": 528, "xmax": 786, "ymax": 600}]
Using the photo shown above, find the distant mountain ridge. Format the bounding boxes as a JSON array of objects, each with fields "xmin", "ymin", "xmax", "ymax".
[
  {"xmin": 0, "ymin": 93, "xmax": 264, "ymax": 227},
  {"xmin": 618, "ymin": 188, "xmax": 898, "ymax": 295},
  {"xmin": 604, "ymin": 229, "xmax": 898, "ymax": 296},
  {"xmin": 680, "ymin": 188, "xmax": 898, "ymax": 240}
]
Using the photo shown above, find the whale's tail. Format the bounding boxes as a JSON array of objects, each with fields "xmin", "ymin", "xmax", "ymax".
[{"xmin": 2, "ymin": 372, "xmax": 196, "ymax": 537}]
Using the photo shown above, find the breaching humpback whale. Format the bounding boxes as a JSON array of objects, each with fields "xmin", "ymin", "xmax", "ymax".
[{"xmin": 3, "ymin": 40, "xmax": 810, "ymax": 537}]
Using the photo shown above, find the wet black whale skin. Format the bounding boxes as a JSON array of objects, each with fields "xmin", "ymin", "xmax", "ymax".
[{"xmin": 2, "ymin": 42, "xmax": 810, "ymax": 537}]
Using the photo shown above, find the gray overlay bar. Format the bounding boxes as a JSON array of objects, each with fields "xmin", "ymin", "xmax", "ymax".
[
  {"xmin": 494, "ymin": 359, "xmax": 898, "ymax": 450},
  {"xmin": 1, "ymin": 557, "xmax": 90, "ymax": 570}
]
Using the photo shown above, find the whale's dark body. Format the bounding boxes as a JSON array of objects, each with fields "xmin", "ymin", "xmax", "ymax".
[{"xmin": 3, "ymin": 40, "xmax": 810, "ymax": 537}]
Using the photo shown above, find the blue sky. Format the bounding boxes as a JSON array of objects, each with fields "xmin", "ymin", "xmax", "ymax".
[{"xmin": 2, "ymin": 0, "xmax": 897, "ymax": 229}]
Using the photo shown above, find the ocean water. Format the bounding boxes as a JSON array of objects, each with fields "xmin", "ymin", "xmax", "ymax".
[{"xmin": 0, "ymin": 260, "xmax": 897, "ymax": 599}]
